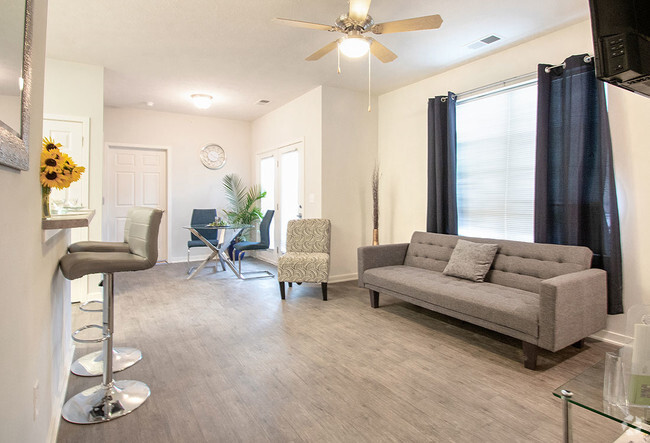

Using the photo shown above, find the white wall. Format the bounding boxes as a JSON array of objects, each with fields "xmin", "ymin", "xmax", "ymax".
[
  {"xmin": 43, "ymin": 59, "xmax": 105, "ymax": 293},
  {"xmin": 251, "ymin": 86, "xmax": 323, "ymax": 219},
  {"xmin": 0, "ymin": 0, "xmax": 73, "ymax": 441},
  {"xmin": 104, "ymin": 107, "xmax": 251, "ymax": 263},
  {"xmin": 43, "ymin": 59, "xmax": 104, "ymax": 242},
  {"xmin": 605, "ymin": 86, "xmax": 650, "ymax": 338},
  {"xmin": 377, "ymin": 19, "xmax": 650, "ymax": 338},
  {"xmin": 322, "ymin": 86, "xmax": 377, "ymax": 280}
]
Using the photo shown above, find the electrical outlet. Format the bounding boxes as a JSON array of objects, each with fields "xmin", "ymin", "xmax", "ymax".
[{"xmin": 33, "ymin": 380, "xmax": 39, "ymax": 421}]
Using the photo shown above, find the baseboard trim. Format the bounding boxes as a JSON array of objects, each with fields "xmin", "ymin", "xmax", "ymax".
[
  {"xmin": 169, "ymin": 253, "xmax": 212, "ymax": 264},
  {"xmin": 329, "ymin": 273, "xmax": 358, "ymax": 283},
  {"xmin": 590, "ymin": 329, "xmax": 632, "ymax": 347},
  {"xmin": 48, "ymin": 342, "xmax": 74, "ymax": 443}
]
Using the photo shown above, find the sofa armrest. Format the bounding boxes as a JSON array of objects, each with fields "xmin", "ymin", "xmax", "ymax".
[
  {"xmin": 357, "ymin": 243, "xmax": 409, "ymax": 287},
  {"xmin": 537, "ymin": 268, "xmax": 608, "ymax": 352}
]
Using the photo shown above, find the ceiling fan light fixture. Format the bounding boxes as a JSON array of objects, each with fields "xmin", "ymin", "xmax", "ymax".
[
  {"xmin": 191, "ymin": 94, "xmax": 213, "ymax": 109},
  {"xmin": 338, "ymin": 35, "xmax": 370, "ymax": 58}
]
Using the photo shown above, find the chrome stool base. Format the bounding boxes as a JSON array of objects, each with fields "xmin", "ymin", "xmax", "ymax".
[
  {"xmin": 71, "ymin": 347, "xmax": 143, "ymax": 377},
  {"xmin": 62, "ymin": 379, "xmax": 150, "ymax": 424}
]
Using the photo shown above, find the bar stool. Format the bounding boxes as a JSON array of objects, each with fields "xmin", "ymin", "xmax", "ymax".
[
  {"xmin": 60, "ymin": 207, "xmax": 163, "ymax": 424},
  {"xmin": 67, "ymin": 218, "xmax": 137, "ymax": 377}
]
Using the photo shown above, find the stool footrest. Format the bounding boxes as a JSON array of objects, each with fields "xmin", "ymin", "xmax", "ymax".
[
  {"xmin": 79, "ymin": 300, "xmax": 103, "ymax": 312},
  {"xmin": 72, "ymin": 324, "xmax": 110, "ymax": 344}
]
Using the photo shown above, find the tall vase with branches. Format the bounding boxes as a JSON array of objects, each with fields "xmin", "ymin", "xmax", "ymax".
[{"xmin": 372, "ymin": 164, "xmax": 379, "ymax": 245}]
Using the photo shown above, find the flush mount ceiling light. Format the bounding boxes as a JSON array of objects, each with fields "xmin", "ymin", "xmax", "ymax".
[
  {"xmin": 338, "ymin": 34, "xmax": 370, "ymax": 58},
  {"xmin": 191, "ymin": 94, "xmax": 213, "ymax": 109}
]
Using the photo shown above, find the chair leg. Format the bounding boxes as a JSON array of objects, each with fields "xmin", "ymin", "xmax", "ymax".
[
  {"xmin": 62, "ymin": 273, "xmax": 150, "ymax": 424},
  {"xmin": 288, "ymin": 282, "xmax": 293, "ymax": 287},
  {"xmin": 321, "ymin": 282, "xmax": 327, "ymax": 301},
  {"xmin": 279, "ymin": 281, "xmax": 286, "ymax": 300}
]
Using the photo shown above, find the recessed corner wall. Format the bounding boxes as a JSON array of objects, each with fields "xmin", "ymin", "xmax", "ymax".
[{"xmin": 103, "ymin": 107, "xmax": 251, "ymax": 263}]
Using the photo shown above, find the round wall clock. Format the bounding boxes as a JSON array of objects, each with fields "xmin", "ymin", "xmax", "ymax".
[{"xmin": 200, "ymin": 144, "xmax": 226, "ymax": 169}]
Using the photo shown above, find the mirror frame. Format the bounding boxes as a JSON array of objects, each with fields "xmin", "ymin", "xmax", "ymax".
[{"xmin": 0, "ymin": 0, "xmax": 33, "ymax": 171}]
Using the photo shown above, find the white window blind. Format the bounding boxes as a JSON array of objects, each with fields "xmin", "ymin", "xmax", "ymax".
[{"xmin": 456, "ymin": 82, "xmax": 537, "ymax": 242}]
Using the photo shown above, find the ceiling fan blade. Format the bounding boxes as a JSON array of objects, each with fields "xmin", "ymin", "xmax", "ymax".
[
  {"xmin": 369, "ymin": 38, "xmax": 397, "ymax": 63},
  {"xmin": 306, "ymin": 40, "xmax": 340, "ymax": 61},
  {"xmin": 274, "ymin": 18, "xmax": 336, "ymax": 32},
  {"xmin": 348, "ymin": 0, "xmax": 372, "ymax": 22},
  {"xmin": 371, "ymin": 15, "xmax": 443, "ymax": 34}
]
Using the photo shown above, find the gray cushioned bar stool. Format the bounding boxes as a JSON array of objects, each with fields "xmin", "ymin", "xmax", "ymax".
[
  {"xmin": 59, "ymin": 207, "xmax": 163, "ymax": 424},
  {"xmin": 66, "ymin": 216, "xmax": 137, "ymax": 377}
]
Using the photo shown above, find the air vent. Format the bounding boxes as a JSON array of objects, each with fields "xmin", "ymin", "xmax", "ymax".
[
  {"xmin": 466, "ymin": 34, "xmax": 502, "ymax": 50},
  {"xmin": 256, "ymin": 99, "xmax": 271, "ymax": 105}
]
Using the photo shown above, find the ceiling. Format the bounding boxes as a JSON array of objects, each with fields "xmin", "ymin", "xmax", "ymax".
[{"xmin": 45, "ymin": 0, "xmax": 591, "ymax": 121}]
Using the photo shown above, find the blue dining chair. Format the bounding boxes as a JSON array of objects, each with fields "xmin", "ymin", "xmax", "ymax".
[
  {"xmin": 232, "ymin": 209, "xmax": 275, "ymax": 279},
  {"xmin": 187, "ymin": 209, "xmax": 219, "ymax": 272}
]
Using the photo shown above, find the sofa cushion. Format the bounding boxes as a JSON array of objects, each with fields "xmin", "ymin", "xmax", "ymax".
[
  {"xmin": 443, "ymin": 239, "xmax": 498, "ymax": 282},
  {"xmin": 364, "ymin": 265, "xmax": 539, "ymax": 337},
  {"xmin": 404, "ymin": 232, "xmax": 593, "ymax": 293}
]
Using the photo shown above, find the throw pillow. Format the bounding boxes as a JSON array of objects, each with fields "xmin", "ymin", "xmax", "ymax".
[{"xmin": 443, "ymin": 239, "xmax": 499, "ymax": 282}]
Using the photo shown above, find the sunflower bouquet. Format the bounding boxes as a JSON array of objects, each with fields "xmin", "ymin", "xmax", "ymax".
[{"xmin": 40, "ymin": 137, "xmax": 85, "ymax": 216}]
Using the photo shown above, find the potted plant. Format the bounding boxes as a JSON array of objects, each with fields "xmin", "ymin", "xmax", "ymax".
[{"xmin": 221, "ymin": 173, "xmax": 266, "ymax": 259}]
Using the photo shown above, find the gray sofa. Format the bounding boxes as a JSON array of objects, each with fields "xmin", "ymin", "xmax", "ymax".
[{"xmin": 357, "ymin": 232, "xmax": 608, "ymax": 369}]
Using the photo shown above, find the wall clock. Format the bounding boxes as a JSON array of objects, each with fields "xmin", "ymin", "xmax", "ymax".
[{"xmin": 200, "ymin": 144, "xmax": 226, "ymax": 169}]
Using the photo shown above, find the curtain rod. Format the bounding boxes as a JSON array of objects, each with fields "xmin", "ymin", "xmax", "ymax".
[
  {"xmin": 456, "ymin": 71, "xmax": 536, "ymax": 100},
  {"xmin": 451, "ymin": 54, "xmax": 595, "ymax": 102},
  {"xmin": 456, "ymin": 72, "xmax": 537, "ymax": 100}
]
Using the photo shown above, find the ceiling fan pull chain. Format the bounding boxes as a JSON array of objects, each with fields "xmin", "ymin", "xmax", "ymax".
[
  {"xmin": 337, "ymin": 45, "xmax": 341, "ymax": 74},
  {"xmin": 368, "ymin": 51, "xmax": 372, "ymax": 112}
]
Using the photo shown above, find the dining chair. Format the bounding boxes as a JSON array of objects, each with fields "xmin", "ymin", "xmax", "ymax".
[
  {"xmin": 232, "ymin": 209, "xmax": 275, "ymax": 279},
  {"xmin": 187, "ymin": 208, "xmax": 219, "ymax": 272}
]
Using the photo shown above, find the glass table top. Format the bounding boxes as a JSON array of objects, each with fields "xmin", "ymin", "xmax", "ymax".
[{"xmin": 553, "ymin": 358, "xmax": 650, "ymax": 435}]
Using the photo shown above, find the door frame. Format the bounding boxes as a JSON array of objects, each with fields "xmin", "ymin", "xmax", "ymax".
[
  {"xmin": 104, "ymin": 142, "xmax": 172, "ymax": 261},
  {"xmin": 255, "ymin": 138, "xmax": 304, "ymax": 264},
  {"xmin": 44, "ymin": 114, "xmax": 91, "ymax": 303}
]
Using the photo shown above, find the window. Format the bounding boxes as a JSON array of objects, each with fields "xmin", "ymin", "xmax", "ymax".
[{"xmin": 456, "ymin": 82, "xmax": 537, "ymax": 242}]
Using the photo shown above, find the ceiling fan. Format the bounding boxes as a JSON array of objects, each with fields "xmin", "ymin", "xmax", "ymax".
[{"xmin": 274, "ymin": 0, "xmax": 443, "ymax": 63}]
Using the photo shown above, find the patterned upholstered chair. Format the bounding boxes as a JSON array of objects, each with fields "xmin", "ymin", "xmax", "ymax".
[{"xmin": 277, "ymin": 218, "xmax": 331, "ymax": 300}]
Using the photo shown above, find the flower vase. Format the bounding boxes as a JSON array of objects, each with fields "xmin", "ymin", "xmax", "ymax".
[{"xmin": 42, "ymin": 187, "xmax": 51, "ymax": 218}]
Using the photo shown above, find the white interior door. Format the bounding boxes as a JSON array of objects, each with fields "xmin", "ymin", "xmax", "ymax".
[
  {"xmin": 43, "ymin": 116, "xmax": 89, "ymax": 303},
  {"xmin": 106, "ymin": 145, "xmax": 168, "ymax": 261},
  {"xmin": 257, "ymin": 141, "xmax": 303, "ymax": 263}
]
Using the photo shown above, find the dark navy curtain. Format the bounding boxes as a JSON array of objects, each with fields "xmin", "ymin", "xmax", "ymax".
[
  {"xmin": 427, "ymin": 92, "xmax": 458, "ymax": 234},
  {"xmin": 535, "ymin": 54, "xmax": 623, "ymax": 314}
]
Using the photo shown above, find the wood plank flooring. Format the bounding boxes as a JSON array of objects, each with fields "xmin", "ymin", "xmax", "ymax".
[{"xmin": 57, "ymin": 260, "xmax": 623, "ymax": 442}]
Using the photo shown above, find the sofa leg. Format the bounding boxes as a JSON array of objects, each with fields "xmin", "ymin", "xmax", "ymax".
[
  {"xmin": 522, "ymin": 342, "xmax": 538, "ymax": 370},
  {"xmin": 321, "ymin": 282, "xmax": 327, "ymax": 301},
  {"xmin": 369, "ymin": 290, "xmax": 379, "ymax": 308},
  {"xmin": 572, "ymin": 339, "xmax": 585, "ymax": 349},
  {"xmin": 288, "ymin": 282, "xmax": 293, "ymax": 288},
  {"xmin": 279, "ymin": 281, "xmax": 285, "ymax": 300}
]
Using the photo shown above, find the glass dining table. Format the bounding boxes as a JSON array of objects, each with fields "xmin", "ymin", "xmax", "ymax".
[{"xmin": 182, "ymin": 224, "xmax": 250, "ymax": 279}]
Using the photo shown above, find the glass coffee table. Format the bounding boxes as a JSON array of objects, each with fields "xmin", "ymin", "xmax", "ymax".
[{"xmin": 554, "ymin": 358, "xmax": 650, "ymax": 442}]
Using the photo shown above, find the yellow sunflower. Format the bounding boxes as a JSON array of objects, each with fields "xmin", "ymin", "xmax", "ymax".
[
  {"xmin": 42, "ymin": 136, "xmax": 62, "ymax": 151},
  {"xmin": 69, "ymin": 166, "xmax": 85, "ymax": 182},
  {"xmin": 40, "ymin": 170, "xmax": 66, "ymax": 188},
  {"xmin": 40, "ymin": 150, "xmax": 61, "ymax": 173}
]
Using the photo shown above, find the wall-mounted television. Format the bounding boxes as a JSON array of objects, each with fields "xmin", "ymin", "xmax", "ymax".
[{"xmin": 588, "ymin": 0, "xmax": 650, "ymax": 98}]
